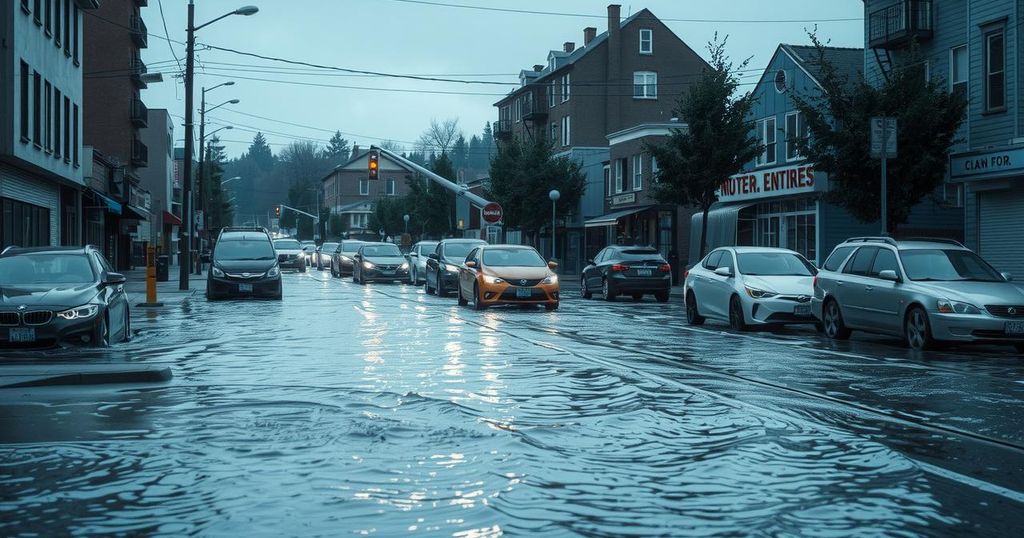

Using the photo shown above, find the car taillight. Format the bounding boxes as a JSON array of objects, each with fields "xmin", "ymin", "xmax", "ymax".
[
  {"xmin": 684, "ymin": 270, "xmax": 689, "ymax": 279},
  {"xmin": 812, "ymin": 275, "xmax": 818, "ymax": 289},
  {"xmin": 611, "ymin": 264, "xmax": 630, "ymax": 272},
  {"xmin": 658, "ymin": 264, "xmax": 671, "ymax": 273}
]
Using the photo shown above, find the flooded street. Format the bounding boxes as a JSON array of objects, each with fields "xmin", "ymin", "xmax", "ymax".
[{"xmin": 2, "ymin": 272, "xmax": 1023, "ymax": 536}]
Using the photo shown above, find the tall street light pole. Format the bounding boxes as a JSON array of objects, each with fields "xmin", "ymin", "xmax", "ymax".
[
  {"xmin": 179, "ymin": 1, "xmax": 258, "ymax": 290},
  {"xmin": 549, "ymin": 189, "xmax": 560, "ymax": 262},
  {"xmin": 195, "ymin": 121, "xmax": 235, "ymax": 275}
]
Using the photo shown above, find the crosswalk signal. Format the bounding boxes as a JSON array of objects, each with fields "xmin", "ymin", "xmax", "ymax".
[
  {"xmin": 368, "ymin": 149, "xmax": 380, "ymax": 180},
  {"xmin": 274, "ymin": 205, "xmax": 281, "ymax": 218}
]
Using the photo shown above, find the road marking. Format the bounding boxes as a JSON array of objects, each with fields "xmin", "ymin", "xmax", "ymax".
[{"xmin": 915, "ymin": 460, "xmax": 1024, "ymax": 504}]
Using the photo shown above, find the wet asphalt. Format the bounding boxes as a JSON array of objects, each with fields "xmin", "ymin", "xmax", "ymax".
[{"xmin": 1, "ymin": 270, "xmax": 1022, "ymax": 536}]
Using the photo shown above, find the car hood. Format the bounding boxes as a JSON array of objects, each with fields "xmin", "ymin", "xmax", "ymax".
[
  {"xmin": 919, "ymin": 280, "xmax": 1024, "ymax": 305},
  {"xmin": 741, "ymin": 275, "xmax": 814, "ymax": 296},
  {"xmin": 484, "ymin": 266, "xmax": 552, "ymax": 280},
  {"xmin": 276, "ymin": 249, "xmax": 302, "ymax": 255},
  {"xmin": 364, "ymin": 256, "xmax": 407, "ymax": 265},
  {"xmin": 215, "ymin": 259, "xmax": 277, "ymax": 273},
  {"xmin": 0, "ymin": 283, "xmax": 99, "ymax": 309}
]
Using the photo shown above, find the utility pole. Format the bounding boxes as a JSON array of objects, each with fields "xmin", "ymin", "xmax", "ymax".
[{"xmin": 179, "ymin": 1, "xmax": 196, "ymax": 290}]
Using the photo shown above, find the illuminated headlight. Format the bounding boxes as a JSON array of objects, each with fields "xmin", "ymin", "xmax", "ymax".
[
  {"xmin": 57, "ymin": 304, "xmax": 99, "ymax": 320},
  {"xmin": 444, "ymin": 264, "xmax": 460, "ymax": 273},
  {"xmin": 267, "ymin": 266, "xmax": 280, "ymax": 278},
  {"xmin": 937, "ymin": 299, "xmax": 980, "ymax": 314},
  {"xmin": 211, "ymin": 266, "xmax": 225, "ymax": 278},
  {"xmin": 399, "ymin": 262, "xmax": 409, "ymax": 270},
  {"xmin": 744, "ymin": 286, "xmax": 777, "ymax": 299},
  {"xmin": 542, "ymin": 275, "xmax": 558, "ymax": 285},
  {"xmin": 483, "ymin": 275, "xmax": 505, "ymax": 284},
  {"xmin": 362, "ymin": 261, "xmax": 375, "ymax": 269}
]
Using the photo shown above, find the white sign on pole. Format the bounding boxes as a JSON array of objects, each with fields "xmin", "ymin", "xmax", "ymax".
[{"xmin": 870, "ymin": 117, "xmax": 898, "ymax": 158}]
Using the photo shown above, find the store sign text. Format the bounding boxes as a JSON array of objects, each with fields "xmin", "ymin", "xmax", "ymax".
[
  {"xmin": 718, "ymin": 164, "xmax": 819, "ymax": 202},
  {"xmin": 950, "ymin": 147, "xmax": 1024, "ymax": 180}
]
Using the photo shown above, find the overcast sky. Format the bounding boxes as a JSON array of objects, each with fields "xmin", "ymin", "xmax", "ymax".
[{"xmin": 139, "ymin": 0, "xmax": 864, "ymax": 159}]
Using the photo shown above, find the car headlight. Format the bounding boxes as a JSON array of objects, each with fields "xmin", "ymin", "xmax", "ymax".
[
  {"xmin": 483, "ymin": 275, "xmax": 505, "ymax": 284},
  {"xmin": 444, "ymin": 263, "xmax": 460, "ymax": 273},
  {"xmin": 744, "ymin": 286, "xmax": 777, "ymax": 299},
  {"xmin": 211, "ymin": 266, "xmax": 225, "ymax": 278},
  {"xmin": 362, "ymin": 261, "xmax": 375, "ymax": 269},
  {"xmin": 542, "ymin": 274, "xmax": 558, "ymax": 285},
  {"xmin": 267, "ymin": 266, "xmax": 280, "ymax": 278},
  {"xmin": 937, "ymin": 299, "xmax": 981, "ymax": 315},
  {"xmin": 399, "ymin": 262, "xmax": 409, "ymax": 270},
  {"xmin": 341, "ymin": 255, "xmax": 352, "ymax": 262},
  {"xmin": 57, "ymin": 304, "xmax": 99, "ymax": 320}
]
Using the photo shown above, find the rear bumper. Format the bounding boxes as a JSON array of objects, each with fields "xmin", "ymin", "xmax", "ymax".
[
  {"xmin": 930, "ymin": 313, "xmax": 1024, "ymax": 344},
  {"xmin": 207, "ymin": 275, "xmax": 282, "ymax": 298},
  {"xmin": 607, "ymin": 274, "xmax": 671, "ymax": 294},
  {"xmin": 278, "ymin": 256, "xmax": 304, "ymax": 269}
]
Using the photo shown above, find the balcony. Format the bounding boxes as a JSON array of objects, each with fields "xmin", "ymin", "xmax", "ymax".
[
  {"xmin": 868, "ymin": 0, "xmax": 933, "ymax": 49},
  {"xmin": 520, "ymin": 91, "xmax": 548, "ymax": 122},
  {"xmin": 130, "ymin": 99, "xmax": 148, "ymax": 128},
  {"xmin": 130, "ymin": 57, "xmax": 148, "ymax": 89},
  {"xmin": 132, "ymin": 138, "xmax": 148, "ymax": 168},
  {"xmin": 130, "ymin": 15, "xmax": 148, "ymax": 48},
  {"xmin": 493, "ymin": 119, "xmax": 513, "ymax": 140}
]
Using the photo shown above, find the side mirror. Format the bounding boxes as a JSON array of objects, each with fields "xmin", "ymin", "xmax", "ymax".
[
  {"xmin": 586, "ymin": 259, "xmax": 594, "ymax": 265},
  {"xmin": 103, "ymin": 272, "xmax": 127, "ymax": 286},
  {"xmin": 465, "ymin": 260, "xmax": 477, "ymax": 268},
  {"xmin": 714, "ymin": 266, "xmax": 733, "ymax": 277},
  {"xmin": 548, "ymin": 261, "xmax": 559, "ymax": 270},
  {"xmin": 878, "ymin": 269, "xmax": 900, "ymax": 282},
  {"xmin": 410, "ymin": 252, "xmax": 419, "ymax": 257},
  {"xmin": 1002, "ymin": 272, "xmax": 1013, "ymax": 282},
  {"xmin": 428, "ymin": 253, "xmax": 438, "ymax": 260}
]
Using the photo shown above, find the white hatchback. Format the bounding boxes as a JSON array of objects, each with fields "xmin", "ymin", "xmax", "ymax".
[{"xmin": 684, "ymin": 247, "xmax": 818, "ymax": 330}]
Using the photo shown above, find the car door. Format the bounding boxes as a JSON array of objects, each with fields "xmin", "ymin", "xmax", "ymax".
[
  {"xmin": 427, "ymin": 243, "xmax": 442, "ymax": 287},
  {"xmin": 93, "ymin": 252, "xmax": 126, "ymax": 337},
  {"xmin": 690, "ymin": 250, "xmax": 722, "ymax": 316},
  {"xmin": 862, "ymin": 247, "xmax": 905, "ymax": 334},
  {"xmin": 585, "ymin": 249, "xmax": 606, "ymax": 289},
  {"xmin": 461, "ymin": 247, "xmax": 481, "ymax": 296},
  {"xmin": 837, "ymin": 246, "xmax": 878, "ymax": 328},
  {"xmin": 704, "ymin": 250, "xmax": 737, "ymax": 319}
]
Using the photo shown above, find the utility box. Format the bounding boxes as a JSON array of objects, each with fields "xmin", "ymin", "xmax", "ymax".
[{"xmin": 156, "ymin": 255, "xmax": 169, "ymax": 282}]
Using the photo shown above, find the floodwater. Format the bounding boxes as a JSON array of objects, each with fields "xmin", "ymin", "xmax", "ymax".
[{"xmin": 2, "ymin": 272, "xmax": 1022, "ymax": 536}]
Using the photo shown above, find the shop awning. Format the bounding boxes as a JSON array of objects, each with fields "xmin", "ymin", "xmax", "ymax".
[
  {"xmin": 163, "ymin": 211, "xmax": 182, "ymax": 226},
  {"xmin": 122, "ymin": 205, "xmax": 148, "ymax": 221},
  {"xmin": 687, "ymin": 203, "xmax": 755, "ymax": 266},
  {"xmin": 88, "ymin": 190, "xmax": 122, "ymax": 215},
  {"xmin": 584, "ymin": 205, "xmax": 654, "ymax": 228}
]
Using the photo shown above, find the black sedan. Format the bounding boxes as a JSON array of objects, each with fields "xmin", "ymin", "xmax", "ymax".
[
  {"xmin": 0, "ymin": 246, "xmax": 130, "ymax": 348},
  {"xmin": 581, "ymin": 245, "xmax": 672, "ymax": 302},
  {"xmin": 352, "ymin": 243, "xmax": 410, "ymax": 284},
  {"xmin": 207, "ymin": 230, "xmax": 283, "ymax": 300},
  {"xmin": 424, "ymin": 238, "xmax": 487, "ymax": 297},
  {"xmin": 330, "ymin": 240, "xmax": 365, "ymax": 277}
]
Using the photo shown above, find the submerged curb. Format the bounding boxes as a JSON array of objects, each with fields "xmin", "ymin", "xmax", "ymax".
[{"xmin": 0, "ymin": 367, "xmax": 173, "ymax": 389}]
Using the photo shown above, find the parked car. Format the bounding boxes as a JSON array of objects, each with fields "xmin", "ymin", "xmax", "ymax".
[
  {"xmin": 684, "ymin": 247, "xmax": 817, "ymax": 330},
  {"xmin": 581, "ymin": 245, "xmax": 672, "ymax": 302},
  {"xmin": 457, "ymin": 245, "xmax": 560, "ymax": 310},
  {"xmin": 208, "ymin": 227, "xmax": 283, "ymax": 300},
  {"xmin": 315, "ymin": 242, "xmax": 338, "ymax": 267},
  {"xmin": 813, "ymin": 237, "xmax": 1024, "ymax": 352},
  {"xmin": 406, "ymin": 241, "xmax": 439, "ymax": 285},
  {"xmin": 273, "ymin": 238, "xmax": 306, "ymax": 272},
  {"xmin": 330, "ymin": 240, "xmax": 365, "ymax": 277},
  {"xmin": 300, "ymin": 241, "xmax": 317, "ymax": 266},
  {"xmin": 0, "ymin": 245, "xmax": 130, "ymax": 347},
  {"xmin": 352, "ymin": 243, "xmax": 410, "ymax": 284},
  {"xmin": 424, "ymin": 238, "xmax": 487, "ymax": 297}
]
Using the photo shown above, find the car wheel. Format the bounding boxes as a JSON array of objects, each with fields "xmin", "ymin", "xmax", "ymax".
[
  {"xmin": 580, "ymin": 277, "xmax": 592, "ymax": 299},
  {"xmin": 655, "ymin": 291, "xmax": 669, "ymax": 303},
  {"xmin": 631, "ymin": 293, "xmax": 643, "ymax": 301},
  {"xmin": 602, "ymin": 279, "xmax": 616, "ymax": 302},
  {"xmin": 94, "ymin": 314, "xmax": 110, "ymax": 347},
  {"xmin": 123, "ymin": 307, "xmax": 132, "ymax": 342},
  {"xmin": 685, "ymin": 291, "xmax": 705, "ymax": 325},
  {"xmin": 299, "ymin": 263, "xmax": 306, "ymax": 273},
  {"xmin": 1015, "ymin": 343, "xmax": 1024, "ymax": 355},
  {"xmin": 729, "ymin": 295, "xmax": 748, "ymax": 332},
  {"xmin": 545, "ymin": 302, "xmax": 559, "ymax": 311},
  {"xmin": 437, "ymin": 277, "xmax": 447, "ymax": 297},
  {"xmin": 822, "ymin": 299, "xmax": 852, "ymax": 340},
  {"xmin": 905, "ymin": 306, "xmax": 935, "ymax": 351},
  {"xmin": 425, "ymin": 274, "xmax": 435, "ymax": 295},
  {"xmin": 473, "ymin": 283, "xmax": 487, "ymax": 311},
  {"xmin": 457, "ymin": 283, "xmax": 468, "ymax": 306}
]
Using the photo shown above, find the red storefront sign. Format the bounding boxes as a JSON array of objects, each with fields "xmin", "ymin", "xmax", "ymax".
[{"xmin": 717, "ymin": 163, "xmax": 822, "ymax": 202}]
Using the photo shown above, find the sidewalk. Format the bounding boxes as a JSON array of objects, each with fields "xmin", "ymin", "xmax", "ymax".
[
  {"xmin": 122, "ymin": 267, "xmax": 206, "ymax": 307},
  {"xmin": 0, "ymin": 364, "xmax": 172, "ymax": 389}
]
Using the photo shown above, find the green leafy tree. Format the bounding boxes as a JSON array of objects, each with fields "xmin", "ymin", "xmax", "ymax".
[
  {"xmin": 646, "ymin": 36, "xmax": 761, "ymax": 259},
  {"xmin": 489, "ymin": 135, "xmax": 586, "ymax": 241},
  {"xmin": 403, "ymin": 154, "xmax": 457, "ymax": 237},
  {"xmin": 791, "ymin": 35, "xmax": 967, "ymax": 233},
  {"xmin": 368, "ymin": 196, "xmax": 410, "ymax": 239}
]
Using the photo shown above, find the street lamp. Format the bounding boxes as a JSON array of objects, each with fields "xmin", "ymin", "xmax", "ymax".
[
  {"xmin": 222, "ymin": 176, "xmax": 242, "ymax": 185},
  {"xmin": 194, "ymin": 91, "xmax": 239, "ymax": 275},
  {"xmin": 403, "ymin": 214, "xmax": 410, "ymax": 234},
  {"xmin": 548, "ymin": 190, "xmax": 560, "ymax": 261},
  {"xmin": 179, "ymin": 1, "xmax": 258, "ymax": 290}
]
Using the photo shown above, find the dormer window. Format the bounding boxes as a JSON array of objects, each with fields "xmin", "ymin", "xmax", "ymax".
[
  {"xmin": 639, "ymin": 29, "xmax": 653, "ymax": 54},
  {"xmin": 548, "ymin": 56, "xmax": 555, "ymax": 71}
]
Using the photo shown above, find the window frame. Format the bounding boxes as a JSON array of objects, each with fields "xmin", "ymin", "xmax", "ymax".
[
  {"xmin": 842, "ymin": 246, "xmax": 878, "ymax": 276},
  {"xmin": 633, "ymin": 71, "xmax": 657, "ymax": 99},
  {"xmin": 33, "ymin": 0, "xmax": 41, "ymax": 24},
  {"xmin": 983, "ymin": 28, "xmax": 1006, "ymax": 112},
  {"xmin": 63, "ymin": 96, "xmax": 71, "ymax": 162},
  {"xmin": 53, "ymin": 87, "xmax": 61, "ymax": 158},
  {"xmin": 784, "ymin": 111, "xmax": 806, "ymax": 162},
  {"xmin": 561, "ymin": 115, "xmax": 571, "ymax": 146},
  {"xmin": 32, "ymin": 71, "xmax": 42, "ymax": 149},
  {"xmin": 950, "ymin": 44, "xmax": 967, "ymax": 96},
  {"xmin": 561, "ymin": 74, "xmax": 570, "ymax": 103},
  {"xmin": 868, "ymin": 247, "xmax": 902, "ymax": 279},
  {"xmin": 43, "ymin": 81, "xmax": 51, "ymax": 153},
  {"xmin": 631, "ymin": 154, "xmax": 643, "ymax": 191},
  {"xmin": 758, "ymin": 117, "xmax": 777, "ymax": 166},
  {"xmin": 385, "ymin": 178, "xmax": 396, "ymax": 196},
  {"xmin": 359, "ymin": 179, "xmax": 369, "ymax": 196},
  {"xmin": 72, "ymin": 103, "xmax": 79, "ymax": 167},
  {"xmin": 639, "ymin": 28, "xmax": 653, "ymax": 54},
  {"xmin": 614, "ymin": 159, "xmax": 624, "ymax": 193},
  {"xmin": 63, "ymin": 0, "xmax": 71, "ymax": 57},
  {"xmin": 550, "ymin": 122, "xmax": 558, "ymax": 144},
  {"xmin": 20, "ymin": 61, "xmax": 30, "ymax": 143},
  {"xmin": 548, "ymin": 80, "xmax": 556, "ymax": 108},
  {"xmin": 53, "ymin": 0, "xmax": 61, "ymax": 48}
]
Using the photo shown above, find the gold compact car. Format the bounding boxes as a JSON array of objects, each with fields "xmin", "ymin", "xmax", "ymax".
[{"xmin": 457, "ymin": 245, "xmax": 560, "ymax": 311}]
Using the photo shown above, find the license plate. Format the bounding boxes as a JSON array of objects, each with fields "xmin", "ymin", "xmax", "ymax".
[
  {"xmin": 381, "ymin": 270, "xmax": 395, "ymax": 276},
  {"xmin": 636, "ymin": 269, "xmax": 652, "ymax": 277},
  {"xmin": 515, "ymin": 287, "xmax": 532, "ymax": 298},
  {"xmin": 794, "ymin": 305, "xmax": 811, "ymax": 316},
  {"xmin": 238, "ymin": 283, "xmax": 253, "ymax": 293},
  {"xmin": 1006, "ymin": 321, "xmax": 1024, "ymax": 335},
  {"xmin": 9, "ymin": 328, "xmax": 36, "ymax": 343}
]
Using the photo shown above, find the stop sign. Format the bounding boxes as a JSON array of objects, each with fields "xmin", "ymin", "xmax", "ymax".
[{"xmin": 482, "ymin": 202, "xmax": 503, "ymax": 224}]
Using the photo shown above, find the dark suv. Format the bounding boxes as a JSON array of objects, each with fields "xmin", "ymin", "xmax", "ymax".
[
  {"xmin": 425, "ymin": 238, "xmax": 487, "ymax": 297},
  {"xmin": 207, "ymin": 227, "xmax": 282, "ymax": 300}
]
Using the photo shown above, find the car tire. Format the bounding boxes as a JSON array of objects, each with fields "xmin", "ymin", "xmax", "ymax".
[
  {"xmin": 655, "ymin": 291, "xmax": 669, "ymax": 303},
  {"xmin": 545, "ymin": 302, "xmax": 559, "ymax": 311},
  {"xmin": 729, "ymin": 295, "xmax": 748, "ymax": 332},
  {"xmin": 299, "ymin": 263, "xmax": 306, "ymax": 273},
  {"xmin": 94, "ymin": 314, "xmax": 110, "ymax": 347},
  {"xmin": 602, "ymin": 279, "xmax": 616, "ymax": 302},
  {"xmin": 685, "ymin": 291, "xmax": 705, "ymax": 325},
  {"xmin": 437, "ymin": 277, "xmax": 447, "ymax": 297},
  {"xmin": 905, "ymin": 306, "xmax": 935, "ymax": 351},
  {"xmin": 822, "ymin": 299, "xmax": 852, "ymax": 340},
  {"xmin": 1015, "ymin": 343, "xmax": 1024, "ymax": 355},
  {"xmin": 473, "ymin": 283, "xmax": 487, "ymax": 311},
  {"xmin": 457, "ymin": 284, "xmax": 468, "ymax": 306},
  {"xmin": 425, "ymin": 274, "xmax": 435, "ymax": 295},
  {"xmin": 631, "ymin": 293, "xmax": 643, "ymax": 301},
  {"xmin": 123, "ymin": 307, "xmax": 131, "ymax": 342},
  {"xmin": 580, "ymin": 277, "xmax": 592, "ymax": 299}
]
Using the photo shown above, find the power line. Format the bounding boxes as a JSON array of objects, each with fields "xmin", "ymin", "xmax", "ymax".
[{"xmin": 156, "ymin": 0, "xmax": 184, "ymax": 75}]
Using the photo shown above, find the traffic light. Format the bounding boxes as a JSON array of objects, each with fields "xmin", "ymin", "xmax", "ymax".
[
  {"xmin": 274, "ymin": 205, "xmax": 281, "ymax": 218},
  {"xmin": 367, "ymin": 149, "xmax": 380, "ymax": 180}
]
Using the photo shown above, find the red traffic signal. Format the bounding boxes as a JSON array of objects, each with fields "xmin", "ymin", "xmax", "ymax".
[
  {"xmin": 368, "ymin": 149, "xmax": 380, "ymax": 180},
  {"xmin": 274, "ymin": 205, "xmax": 281, "ymax": 218}
]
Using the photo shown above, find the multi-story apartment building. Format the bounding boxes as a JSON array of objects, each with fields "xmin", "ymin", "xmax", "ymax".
[
  {"xmin": 83, "ymin": 0, "xmax": 150, "ymax": 269},
  {"xmin": 139, "ymin": 108, "xmax": 178, "ymax": 261},
  {"xmin": 321, "ymin": 147, "xmax": 416, "ymax": 239},
  {"xmin": 494, "ymin": 4, "xmax": 707, "ymax": 272},
  {"xmin": 864, "ymin": 0, "xmax": 1024, "ymax": 276},
  {"xmin": 1, "ymin": 0, "xmax": 97, "ymax": 249}
]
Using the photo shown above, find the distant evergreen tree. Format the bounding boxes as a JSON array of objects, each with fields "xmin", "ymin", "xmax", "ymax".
[{"xmin": 324, "ymin": 131, "xmax": 351, "ymax": 163}]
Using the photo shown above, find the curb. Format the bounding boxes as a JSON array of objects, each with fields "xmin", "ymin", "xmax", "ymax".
[{"xmin": 0, "ymin": 367, "xmax": 173, "ymax": 389}]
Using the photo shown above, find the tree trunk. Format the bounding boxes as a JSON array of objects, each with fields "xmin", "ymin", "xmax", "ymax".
[{"xmin": 699, "ymin": 204, "xmax": 711, "ymax": 260}]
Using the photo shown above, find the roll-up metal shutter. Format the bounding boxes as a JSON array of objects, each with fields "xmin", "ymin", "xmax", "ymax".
[
  {"xmin": 0, "ymin": 166, "xmax": 60, "ymax": 246},
  {"xmin": 979, "ymin": 188, "xmax": 1024, "ymax": 277}
]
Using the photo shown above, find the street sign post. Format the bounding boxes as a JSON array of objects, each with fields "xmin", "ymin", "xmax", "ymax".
[
  {"xmin": 870, "ymin": 117, "xmax": 897, "ymax": 235},
  {"xmin": 482, "ymin": 202, "xmax": 503, "ymax": 224}
]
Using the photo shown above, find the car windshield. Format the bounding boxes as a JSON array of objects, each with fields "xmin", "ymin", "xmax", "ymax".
[
  {"xmin": 0, "ymin": 254, "xmax": 95, "ymax": 285},
  {"xmin": 613, "ymin": 249, "xmax": 665, "ymax": 262},
  {"xmin": 444, "ymin": 242, "xmax": 484, "ymax": 259},
  {"xmin": 274, "ymin": 240, "xmax": 301, "ymax": 250},
  {"xmin": 900, "ymin": 249, "xmax": 1004, "ymax": 282},
  {"xmin": 341, "ymin": 241, "xmax": 364, "ymax": 254},
  {"xmin": 362, "ymin": 244, "xmax": 402, "ymax": 257},
  {"xmin": 483, "ymin": 249, "xmax": 546, "ymax": 267},
  {"xmin": 737, "ymin": 252, "xmax": 816, "ymax": 276},
  {"xmin": 215, "ymin": 240, "xmax": 276, "ymax": 261},
  {"xmin": 417, "ymin": 242, "xmax": 438, "ymax": 253},
  {"xmin": 321, "ymin": 243, "xmax": 338, "ymax": 251}
]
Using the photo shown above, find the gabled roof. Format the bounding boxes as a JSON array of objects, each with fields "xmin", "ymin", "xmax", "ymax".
[
  {"xmin": 321, "ymin": 148, "xmax": 417, "ymax": 183},
  {"xmin": 778, "ymin": 44, "xmax": 864, "ymax": 89}
]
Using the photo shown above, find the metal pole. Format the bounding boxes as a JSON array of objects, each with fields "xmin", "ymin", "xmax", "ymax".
[
  {"xmin": 551, "ymin": 200, "xmax": 556, "ymax": 260},
  {"xmin": 195, "ymin": 89, "xmax": 206, "ymax": 275},
  {"xmin": 178, "ymin": 1, "xmax": 195, "ymax": 290},
  {"xmin": 881, "ymin": 125, "xmax": 888, "ymax": 236}
]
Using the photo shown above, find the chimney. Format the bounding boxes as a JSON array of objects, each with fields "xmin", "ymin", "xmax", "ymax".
[
  {"xmin": 607, "ymin": 4, "xmax": 622, "ymax": 132},
  {"xmin": 584, "ymin": 27, "xmax": 597, "ymax": 46},
  {"xmin": 563, "ymin": 41, "xmax": 575, "ymax": 53},
  {"xmin": 352, "ymin": 144, "xmax": 360, "ymax": 158},
  {"xmin": 608, "ymin": 4, "xmax": 621, "ymax": 34},
  {"xmin": 533, "ymin": 64, "xmax": 544, "ymax": 72}
]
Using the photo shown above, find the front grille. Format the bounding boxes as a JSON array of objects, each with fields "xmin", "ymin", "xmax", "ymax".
[
  {"xmin": 376, "ymin": 264, "xmax": 400, "ymax": 271},
  {"xmin": 971, "ymin": 329, "xmax": 1021, "ymax": 339},
  {"xmin": 499, "ymin": 288, "xmax": 547, "ymax": 300},
  {"xmin": 278, "ymin": 254, "xmax": 297, "ymax": 261},
  {"xmin": 226, "ymin": 272, "xmax": 264, "ymax": 279},
  {"xmin": 0, "ymin": 312, "xmax": 19, "ymax": 326},
  {"xmin": 22, "ymin": 311, "xmax": 53, "ymax": 325},
  {"xmin": 505, "ymin": 278, "xmax": 542, "ymax": 287},
  {"xmin": 985, "ymin": 305, "xmax": 1024, "ymax": 318}
]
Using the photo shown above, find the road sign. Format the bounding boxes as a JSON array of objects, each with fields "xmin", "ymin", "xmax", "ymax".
[
  {"xmin": 870, "ymin": 117, "xmax": 897, "ymax": 158},
  {"xmin": 482, "ymin": 202, "xmax": 503, "ymax": 224}
]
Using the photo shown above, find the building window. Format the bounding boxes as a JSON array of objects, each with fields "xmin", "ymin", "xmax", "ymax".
[
  {"xmin": 359, "ymin": 179, "xmax": 369, "ymax": 196},
  {"xmin": 561, "ymin": 74, "xmax": 570, "ymax": 103},
  {"xmin": 72, "ymin": 103, "xmax": 79, "ymax": 167},
  {"xmin": 32, "ymin": 71, "xmax": 42, "ymax": 148},
  {"xmin": 386, "ymin": 178, "xmax": 396, "ymax": 195},
  {"xmin": 614, "ymin": 159, "xmax": 624, "ymax": 193},
  {"xmin": 650, "ymin": 155, "xmax": 659, "ymax": 182},
  {"xmin": 785, "ymin": 112, "xmax": 807, "ymax": 161},
  {"xmin": 632, "ymin": 154, "xmax": 643, "ymax": 191},
  {"xmin": 950, "ymin": 45, "xmax": 967, "ymax": 96},
  {"xmin": 633, "ymin": 71, "xmax": 657, "ymax": 99},
  {"xmin": 757, "ymin": 117, "xmax": 777, "ymax": 166},
  {"xmin": 43, "ymin": 81, "xmax": 51, "ymax": 153},
  {"xmin": 73, "ymin": 5, "xmax": 79, "ymax": 64},
  {"xmin": 561, "ymin": 115, "xmax": 570, "ymax": 146},
  {"xmin": 33, "ymin": 0, "xmax": 41, "ymax": 24},
  {"xmin": 53, "ymin": 88, "xmax": 61, "ymax": 158},
  {"xmin": 548, "ymin": 80, "xmax": 555, "ymax": 108},
  {"xmin": 603, "ymin": 164, "xmax": 611, "ymax": 196},
  {"xmin": 63, "ymin": 0, "xmax": 71, "ymax": 57},
  {"xmin": 351, "ymin": 213, "xmax": 368, "ymax": 228},
  {"xmin": 550, "ymin": 122, "xmax": 558, "ymax": 144},
  {"xmin": 21, "ymin": 0, "xmax": 30, "ymax": 14},
  {"xmin": 639, "ymin": 28, "xmax": 653, "ymax": 54},
  {"xmin": 20, "ymin": 61, "xmax": 30, "ymax": 142},
  {"xmin": 1, "ymin": 197, "xmax": 51, "ymax": 249},
  {"xmin": 984, "ymin": 29, "xmax": 1005, "ymax": 111},
  {"xmin": 63, "ymin": 96, "xmax": 70, "ymax": 161},
  {"xmin": 53, "ymin": 0, "xmax": 60, "ymax": 48},
  {"xmin": 44, "ymin": 0, "xmax": 52, "ymax": 35}
]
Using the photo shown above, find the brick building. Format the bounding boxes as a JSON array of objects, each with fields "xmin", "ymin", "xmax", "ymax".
[{"xmin": 321, "ymin": 147, "xmax": 417, "ymax": 239}]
